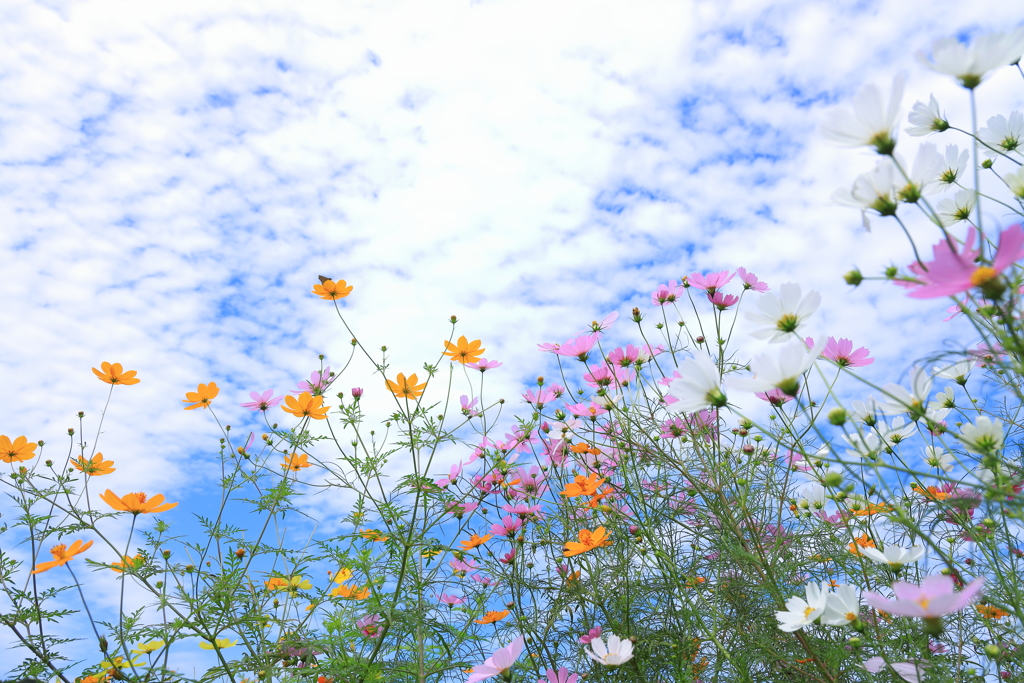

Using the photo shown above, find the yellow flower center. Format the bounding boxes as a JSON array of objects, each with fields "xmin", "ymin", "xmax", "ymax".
[
  {"xmin": 802, "ymin": 606, "xmax": 816, "ymax": 619},
  {"xmin": 970, "ymin": 266, "xmax": 997, "ymax": 287}
]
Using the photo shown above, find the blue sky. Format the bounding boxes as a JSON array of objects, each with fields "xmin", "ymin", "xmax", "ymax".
[{"xmin": 2, "ymin": 0, "xmax": 1024, "ymax": 677}]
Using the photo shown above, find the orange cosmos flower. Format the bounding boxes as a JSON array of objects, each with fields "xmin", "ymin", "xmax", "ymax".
[
  {"xmin": 847, "ymin": 534, "xmax": 876, "ymax": 556},
  {"xmin": 331, "ymin": 583, "xmax": 370, "ymax": 600},
  {"xmin": 281, "ymin": 453, "xmax": 311, "ymax": 471},
  {"xmin": 560, "ymin": 472, "xmax": 606, "ymax": 498},
  {"xmin": 585, "ymin": 485, "xmax": 615, "ymax": 509},
  {"xmin": 459, "ymin": 534, "xmax": 492, "ymax": 551},
  {"xmin": 910, "ymin": 483, "xmax": 951, "ymax": 501},
  {"xmin": 977, "ymin": 604, "xmax": 1009, "ymax": 619},
  {"xmin": 1, "ymin": 435, "xmax": 37, "ymax": 463},
  {"xmin": 100, "ymin": 490, "xmax": 179, "ymax": 515},
  {"xmin": 312, "ymin": 277, "xmax": 353, "ymax": 300},
  {"xmin": 91, "ymin": 362, "xmax": 140, "ymax": 385},
  {"xmin": 72, "ymin": 453, "xmax": 116, "ymax": 476},
  {"xmin": 111, "ymin": 554, "xmax": 146, "ymax": 573},
  {"xmin": 31, "ymin": 539, "xmax": 94, "ymax": 574},
  {"xmin": 386, "ymin": 373, "xmax": 426, "ymax": 400},
  {"xmin": 265, "ymin": 577, "xmax": 289, "ymax": 591},
  {"xmin": 474, "ymin": 610, "xmax": 509, "ymax": 624},
  {"xmin": 442, "ymin": 336, "xmax": 486, "ymax": 364},
  {"xmin": 847, "ymin": 502, "xmax": 892, "ymax": 517},
  {"xmin": 563, "ymin": 526, "xmax": 612, "ymax": 557},
  {"xmin": 282, "ymin": 392, "xmax": 330, "ymax": 420},
  {"xmin": 183, "ymin": 382, "xmax": 219, "ymax": 410},
  {"xmin": 360, "ymin": 529, "xmax": 390, "ymax": 542}
]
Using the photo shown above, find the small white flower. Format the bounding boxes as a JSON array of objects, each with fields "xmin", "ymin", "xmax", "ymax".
[
  {"xmin": 934, "ymin": 358, "xmax": 971, "ymax": 383},
  {"xmin": 842, "ymin": 431, "xmax": 881, "ymax": 459},
  {"xmin": 776, "ymin": 582, "xmax": 828, "ymax": 632},
  {"xmin": 731, "ymin": 338, "xmax": 828, "ymax": 396},
  {"xmin": 587, "ymin": 632, "xmax": 634, "ymax": 666},
  {"xmin": 1005, "ymin": 167, "xmax": 1024, "ymax": 199},
  {"xmin": 936, "ymin": 189, "xmax": 976, "ymax": 226},
  {"xmin": 744, "ymin": 283, "xmax": 822, "ymax": 343},
  {"xmin": 879, "ymin": 416, "xmax": 916, "ymax": 446},
  {"xmin": 666, "ymin": 353, "xmax": 727, "ymax": 413},
  {"xmin": 978, "ymin": 112, "xmax": 1023, "ymax": 158},
  {"xmin": 917, "ymin": 30, "xmax": 1024, "ymax": 89},
  {"xmin": 821, "ymin": 584, "xmax": 862, "ymax": 626},
  {"xmin": 820, "ymin": 75, "xmax": 904, "ymax": 154},
  {"xmin": 859, "ymin": 545, "xmax": 925, "ymax": 569},
  {"xmin": 796, "ymin": 482, "xmax": 827, "ymax": 510},
  {"xmin": 895, "ymin": 145, "xmax": 943, "ymax": 203},
  {"xmin": 878, "ymin": 367, "xmax": 933, "ymax": 418},
  {"xmin": 831, "ymin": 160, "xmax": 899, "ymax": 228},
  {"xmin": 927, "ymin": 386, "xmax": 956, "ymax": 412},
  {"xmin": 960, "ymin": 416, "xmax": 1004, "ymax": 454},
  {"xmin": 937, "ymin": 144, "xmax": 970, "ymax": 186},
  {"xmin": 905, "ymin": 95, "xmax": 948, "ymax": 136},
  {"xmin": 592, "ymin": 393, "xmax": 623, "ymax": 408},
  {"xmin": 923, "ymin": 446, "xmax": 954, "ymax": 472},
  {"xmin": 850, "ymin": 396, "xmax": 882, "ymax": 424}
]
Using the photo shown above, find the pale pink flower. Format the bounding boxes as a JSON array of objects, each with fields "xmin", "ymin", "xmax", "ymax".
[
  {"xmin": 652, "ymin": 280, "xmax": 686, "ymax": 305},
  {"xmin": 579, "ymin": 312, "xmax": 618, "ymax": 335},
  {"xmin": 539, "ymin": 667, "xmax": 579, "ymax": 683},
  {"xmin": 439, "ymin": 593, "xmax": 465, "ymax": 606},
  {"xmin": 293, "ymin": 367, "xmax": 332, "ymax": 395},
  {"xmin": 863, "ymin": 657, "xmax": 928, "ymax": 683},
  {"xmin": 565, "ymin": 401, "xmax": 609, "ymax": 418},
  {"xmin": 736, "ymin": 267, "xmax": 769, "ymax": 292},
  {"xmin": 805, "ymin": 336, "xmax": 875, "ymax": 367},
  {"xmin": 468, "ymin": 359, "xmax": 502, "ymax": 371},
  {"xmin": 490, "ymin": 515, "xmax": 523, "ymax": 537},
  {"xmin": 355, "ymin": 613, "xmax": 381, "ymax": 638},
  {"xmin": 466, "ymin": 636, "xmax": 524, "ymax": 683},
  {"xmin": 688, "ymin": 269, "xmax": 734, "ymax": 294},
  {"xmin": 903, "ymin": 225, "xmax": 1024, "ymax": 299},
  {"xmin": 552, "ymin": 333, "xmax": 600, "ymax": 361},
  {"xmin": 241, "ymin": 389, "xmax": 284, "ymax": 411},
  {"xmin": 863, "ymin": 574, "xmax": 984, "ymax": 617},
  {"xmin": 460, "ymin": 395, "xmax": 480, "ymax": 417}
]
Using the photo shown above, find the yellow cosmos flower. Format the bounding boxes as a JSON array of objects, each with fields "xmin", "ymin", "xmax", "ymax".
[
  {"xmin": 31, "ymin": 539, "xmax": 94, "ymax": 574},
  {"xmin": 183, "ymin": 382, "xmax": 219, "ymax": 410},
  {"xmin": 100, "ymin": 490, "xmax": 178, "ymax": 515},
  {"xmin": 0, "ymin": 435, "xmax": 37, "ymax": 463},
  {"xmin": 282, "ymin": 392, "xmax": 330, "ymax": 420},
  {"xmin": 131, "ymin": 640, "xmax": 165, "ymax": 654},
  {"xmin": 72, "ymin": 453, "xmax": 116, "ymax": 476},
  {"xmin": 281, "ymin": 452, "xmax": 311, "ymax": 471},
  {"xmin": 312, "ymin": 277, "xmax": 353, "ymax": 300},
  {"xmin": 199, "ymin": 638, "xmax": 237, "ymax": 650},
  {"xmin": 442, "ymin": 336, "xmax": 486, "ymax": 364},
  {"xmin": 474, "ymin": 610, "xmax": 509, "ymax": 624},
  {"xmin": 385, "ymin": 373, "xmax": 426, "ymax": 400},
  {"xmin": 563, "ymin": 526, "xmax": 611, "ymax": 557}
]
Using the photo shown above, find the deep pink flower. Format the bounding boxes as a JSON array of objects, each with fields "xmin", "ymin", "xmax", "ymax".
[
  {"xmin": 468, "ymin": 358, "xmax": 502, "ymax": 371},
  {"xmin": 736, "ymin": 267, "xmax": 769, "ymax": 292},
  {"xmin": 490, "ymin": 515, "xmax": 523, "ymax": 537},
  {"xmin": 356, "ymin": 614, "xmax": 381, "ymax": 638},
  {"xmin": 466, "ymin": 636, "xmax": 524, "ymax": 683},
  {"xmin": 651, "ymin": 280, "xmax": 685, "ymax": 305},
  {"xmin": 864, "ymin": 574, "xmax": 984, "ymax": 618},
  {"xmin": 351, "ymin": 387, "xmax": 364, "ymax": 399},
  {"xmin": 607, "ymin": 345, "xmax": 642, "ymax": 367},
  {"xmin": 551, "ymin": 333, "xmax": 599, "ymax": 361},
  {"xmin": 806, "ymin": 336, "xmax": 875, "ymax": 367},
  {"xmin": 903, "ymin": 225, "xmax": 1024, "ymax": 299},
  {"xmin": 708, "ymin": 291, "xmax": 739, "ymax": 309},
  {"xmin": 689, "ymin": 269, "xmax": 735, "ymax": 294},
  {"xmin": 500, "ymin": 549, "xmax": 517, "ymax": 564},
  {"xmin": 755, "ymin": 388, "xmax": 793, "ymax": 406},
  {"xmin": 241, "ymin": 390, "xmax": 284, "ymax": 412},
  {"xmin": 539, "ymin": 667, "xmax": 579, "ymax": 683},
  {"xmin": 579, "ymin": 626, "xmax": 603, "ymax": 645}
]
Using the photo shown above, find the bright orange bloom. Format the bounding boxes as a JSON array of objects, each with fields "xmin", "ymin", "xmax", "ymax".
[
  {"xmin": 360, "ymin": 529, "xmax": 390, "ymax": 542},
  {"xmin": 282, "ymin": 392, "xmax": 330, "ymax": 420},
  {"xmin": 182, "ymin": 382, "xmax": 219, "ymax": 410},
  {"xmin": 100, "ymin": 490, "xmax": 179, "ymax": 515},
  {"xmin": 31, "ymin": 539, "xmax": 94, "ymax": 574},
  {"xmin": 564, "ymin": 570, "xmax": 582, "ymax": 584},
  {"xmin": 332, "ymin": 568, "xmax": 354, "ymax": 583},
  {"xmin": 281, "ymin": 452, "xmax": 311, "ymax": 471},
  {"xmin": 847, "ymin": 502, "xmax": 892, "ymax": 517},
  {"xmin": 331, "ymin": 583, "xmax": 370, "ymax": 600},
  {"xmin": 386, "ymin": 373, "xmax": 426, "ymax": 400},
  {"xmin": 459, "ymin": 534, "xmax": 492, "ymax": 550},
  {"xmin": 585, "ymin": 485, "xmax": 615, "ymax": 509},
  {"xmin": 312, "ymin": 278, "xmax": 353, "ymax": 300},
  {"xmin": 265, "ymin": 577, "xmax": 289, "ymax": 591},
  {"xmin": 111, "ymin": 554, "xmax": 145, "ymax": 573},
  {"xmin": 911, "ymin": 483, "xmax": 951, "ymax": 501},
  {"xmin": 560, "ymin": 472, "xmax": 606, "ymax": 498},
  {"xmin": 92, "ymin": 362, "xmax": 140, "ymax": 386},
  {"xmin": 72, "ymin": 453, "xmax": 116, "ymax": 476},
  {"xmin": 474, "ymin": 610, "xmax": 509, "ymax": 624},
  {"xmin": 847, "ymin": 534, "xmax": 876, "ymax": 556},
  {"xmin": 563, "ymin": 527, "xmax": 612, "ymax": 557},
  {"xmin": 442, "ymin": 336, "xmax": 486, "ymax": 364},
  {"xmin": 977, "ymin": 604, "xmax": 1009, "ymax": 619},
  {"xmin": 0, "ymin": 435, "xmax": 37, "ymax": 463}
]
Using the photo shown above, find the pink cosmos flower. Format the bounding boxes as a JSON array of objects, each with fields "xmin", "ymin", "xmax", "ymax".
[
  {"xmin": 439, "ymin": 593, "xmax": 466, "ymax": 606},
  {"xmin": 241, "ymin": 390, "xmax": 285, "ymax": 411},
  {"xmin": 449, "ymin": 558, "xmax": 479, "ymax": 576},
  {"xmin": 499, "ymin": 549, "xmax": 516, "ymax": 564},
  {"xmin": 523, "ymin": 386, "xmax": 560, "ymax": 408},
  {"xmin": 435, "ymin": 461, "xmax": 462, "ymax": 487},
  {"xmin": 468, "ymin": 358, "xmax": 502, "ymax": 371},
  {"xmin": 465, "ymin": 636, "xmax": 524, "ymax": 683},
  {"xmin": 446, "ymin": 501, "xmax": 479, "ymax": 518},
  {"xmin": 579, "ymin": 626, "xmax": 603, "ymax": 645},
  {"xmin": 471, "ymin": 573, "xmax": 497, "ymax": 586},
  {"xmin": 356, "ymin": 614, "xmax": 381, "ymax": 638},
  {"xmin": 708, "ymin": 292, "xmax": 740, "ymax": 309},
  {"xmin": 565, "ymin": 402, "xmax": 609, "ymax": 418},
  {"xmin": 579, "ymin": 312, "xmax": 618, "ymax": 335},
  {"xmin": 863, "ymin": 657, "xmax": 928, "ymax": 683},
  {"xmin": 755, "ymin": 388, "xmax": 793, "ymax": 406},
  {"xmin": 805, "ymin": 336, "xmax": 875, "ymax": 367},
  {"xmin": 582, "ymin": 364, "xmax": 635, "ymax": 389},
  {"xmin": 461, "ymin": 395, "xmax": 480, "ymax": 417},
  {"xmin": 490, "ymin": 515, "xmax": 523, "ymax": 537},
  {"xmin": 863, "ymin": 574, "xmax": 984, "ymax": 618},
  {"xmin": 501, "ymin": 502, "xmax": 542, "ymax": 517},
  {"xmin": 689, "ymin": 269, "xmax": 735, "ymax": 294},
  {"xmin": 510, "ymin": 466, "xmax": 547, "ymax": 497},
  {"xmin": 539, "ymin": 667, "xmax": 579, "ymax": 683},
  {"xmin": 783, "ymin": 450, "xmax": 814, "ymax": 472},
  {"xmin": 902, "ymin": 224, "xmax": 1024, "ymax": 298},
  {"xmin": 351, "ymin": 387, "xmax": 364, "ymax": 399},
  {"xmin": 552, "ymin": 333, "xmax": 600, "ymax": 361},
  {"xmin": 736, "ymin": 267, "xmax": 769, "ymax": 292},
  {"xmin": 943, "ymin": 300, "xmax": 966, "ymax": 321},
  {"xmin": 652, "ymin": 280, "xmax": 686, "ymax": 305},
  {"xmin": 537, "ymin": 342, "xmax": 561, "ymax": 353},
  {"xmin": 293, "ymin": 367, "xmax": 332, "ymax": 395}
]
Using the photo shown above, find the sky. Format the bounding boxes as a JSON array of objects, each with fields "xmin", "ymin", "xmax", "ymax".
[{"xmin": 2, "ymin": 0, "xmax": 1024, "ymax": 678}]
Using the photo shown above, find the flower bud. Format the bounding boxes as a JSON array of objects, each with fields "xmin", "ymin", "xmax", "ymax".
[
  {"xmin": 235, "ymin": 549, "xmax": 246, "ymax": 558},
  {"xmin": 985, "ymin": 644, "xmax": 1001, "ymax": 658},
  {"xmin": 828, "ymin": 408, "xmax": 847, "ymax": 426},
  {"xmin": 352, "ymin": 387, "xmax": 364, "ymax": 399},
  {"xmin": 631, "ymin": 307, "xmax": 642, "ymax": 322},
  {"xmin": 823, "ymin": 472, "xmax": 844, "ymax": 488}
]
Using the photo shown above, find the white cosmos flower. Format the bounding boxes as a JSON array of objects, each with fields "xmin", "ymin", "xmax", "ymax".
[
  {"xmin": 895, "ymin": 144, "xmax": 943, "ymax": 202},
  {"xmin": 927, "ymin": 386, "xmax": 956, "ymax": 412},
  {"xmin": 859, "ymin": 544, "xmax": 925, "ymax": 569},
  {"xmin": 917, "ymin": 29, "xmax": 1024, "ymax": 89},
  {"xmin": 587, "ymin": 632, "xmax": 634, "ymax": 666},
  {"xmin": 666, "ymin": 353, "xmax": 727, "ymax": 413},
  {"xmin": 850, "ymin": 396, "xmax": 882, "ymax": 424},
  {"xmin": 796, "ymin": 482, "xmax": 827, "ymax": 510},
  {"xmin": 744, "ymin": 283, "xmax": 822, "ymax": 343},
  {"xmin": 731, "ymin": 338, "xmax": 828, "ymax": 396},
  {"xmin": 842, "ymin": 431, "xmax": 881, "ymax": 460},
  {"xmin": 1005, "ymin": 167, "xmax": 1024, "ymax": 199},
  {"xmin": 960, "ymin": 416, "xmax": 1004, "ymax": 454},
  {"xmin": 905, "ymin": 95, "xmax": 948, "ymax": 136},
  {"xmin": 820, "ymin": 75, "xmax": 904, "ymax": 154},
  {"xmin": 923, "ymin": 446, "xmax": 954, "ymax": 472},
  {"xmin": 878, "ymin": 367, "xmax": 933, "ymax": 418},
  {"xmin": 776, "ymin": 582, "xmax": 829, "ymax": 632},
  {"xmin": 878, "ymin": 416, "xmax": 916, "ymax": 447},
  {"xmin": 936, "ymin": 189, "xmax": 976, "ymax": 226},
  {"xmin": 937, "ymin": 144, "xmax": 970, "ymax": 186},
  {"xmin": 978, "ymin": 112, "xmax": 1023, "ymax": 158},
  {"xmin": 831, "ymin": 159, "xmax": 899, "ymax": 230},
  {"xmin": 821, "ymin": 584, "xmax": 862, "ymax": 626}
]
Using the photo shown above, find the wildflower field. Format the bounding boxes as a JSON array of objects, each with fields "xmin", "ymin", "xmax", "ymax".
[{"xmin": 5, "ymin": 26, "xmax": 1024, "ymax": 683}]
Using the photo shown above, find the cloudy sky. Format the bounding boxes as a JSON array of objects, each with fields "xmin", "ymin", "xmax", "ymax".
[{"xmin": 2, "ymin": 0, "xmax": 1023, "ymax": 676}]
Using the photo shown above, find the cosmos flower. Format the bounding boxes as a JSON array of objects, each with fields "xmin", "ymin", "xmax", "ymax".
[
  {"xmin": 282, "ymin": 392, "xmax": 330, "ymax": 420},
  {"xmin": 312, "ymin": 278, "xmax": 353, "ymax": 300},
  {"xmin": 745, "ymin": 283, "xmax": 821, "ymax": 343},
  {"xmin": 666, "ymin": 353, "xmax": 727, "ymax": 412},
  {"xmin": 820, "ymin": 75, "xmax": 904, "ymax": 153},
  {"xmin": 386, "ymin": 373, "xmax": 427, "ymax": 400},
  {"xmin": 563, "ymin": 527, "xmax": 611, "ymax": 557},
  {"xmin": 100, "ymin": 490, "xmax": 178, "ymax": 515},
  {"xmin": 465, "ymin": 636, "xmax": 524, "ymax": 683},
  {"xmin": 917, "ymin": 30, "xmax": 1024, "ymax": 89},
  {"xmin": 241, "ymin": 390, "xmax": 285, "ymax": 411},
  {"xmin": 775, "ymin": 581, "xmax": 829, "ymax": 631},
  {"xmin": 92, "ymin": 362, "xmax": 141, "ymax": 385},
  {"xmin": 586, "ymin": 632, "xmax": 634, "ymax": 666},
  {"xmin": 864, "ymin": 574, "xmax": 985, "ymax": 618},
  {"xmin": 183, "ymin": 382, "xmax": 219, "ymax": 410},
  {"xmin": 31, "ymin": 539, "xmax": 94, "ymax": 574},
  {"xmin": 444, "ymin": 336, "xmax": 486, "ymax": 364}
]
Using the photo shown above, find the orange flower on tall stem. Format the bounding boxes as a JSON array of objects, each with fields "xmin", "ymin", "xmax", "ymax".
[
  {"xmin": 442, "ymin": 336, "xmax": 486, "ymax": 364},
  {"xmin": 31, "ymin": 539, "xmax": 94, "ymax": 574},
  {"xmin": 560, "ymin": 472, "xmax": 606, "ymax": 498},
  {"xmin": 386, "ymin": 373, "xmax": 426, "ymax": 400},
  {"xmin": 282, "ymin": 392, "xmax": 330, "ymax": 420},
  {"xmin": 474, "ymin": 610, "xmax": 509, "ymax": 624},
  {"xmin": 360, "ymin": 529, "xmax": 390, "ymax": 542},
  {"xmin": 281, "ymin": 453, "xmax": 311, "ymax": 471},
  {"xmin": 312, "ymin": 278, "xmax": 353, "ymax": 300},
  {"xmin": 563, "ymin": 527, "xmax": 612, "ymax": 557},
  {"xmin": 331, "ymin": 583, "xmax": 371, "ymax": 600},
  {"xmin": 111, "ymin": 554, "xmax": 146, "ymax": 573},
  {"xmin": 459, "ymin": 534, "xmax": 492, "ymax": 551},
  {"xmin": 72, "ymin": 453, "xmax": 116, "ymax": 476},
  {"xmin": 1, "ymin": 435, "xmax": 37, "ymax": 463},
  {"xmin": 100, "ymin": 490, "xmax": 179, "ymax": 515},
  {"xmin": 92, "ymin": 362, "xmax": 140, "ymax": 385},
  {"xmin": 847, "ymin": 534, "xmax": 876, "ymax": 556},
  {"xmin": 183, "ymin": 382, "xmax": 219, "ymax": 410}
]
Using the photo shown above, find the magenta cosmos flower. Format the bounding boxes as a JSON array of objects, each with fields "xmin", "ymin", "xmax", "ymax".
[
  {"xmin": 688, "ymin": 269, "xmax": 734, "ymax": 294},
  {"xmin": 539, "ymin": 667, "xmax": 579, "ymax": 683},
  {"xmin": 864, "ymin": 574, "xmax": 984, "ymax": 617},
  {"xmin": 466, "ymin": 636, "xmax": 524, "ymax": 683},
  {"xmin": 903, "ymin": 225, "xmax": 1024, "ymax": 298}
]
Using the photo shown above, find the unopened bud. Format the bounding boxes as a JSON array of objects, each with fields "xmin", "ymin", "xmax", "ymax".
[
  {"xmin": 828, "ymin": 408, "xmax": 847, "ymax": 426},
  {"xmin": 450, "ymin": 315, "xmax": 458, "ymax": 323},
  {"xmin": 631, "ymin": 307, "xmax": 642, "ymax": 322},
  {"xmin": 235, "ymin": 549, "xmax": 246, "ymax": 558}
]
